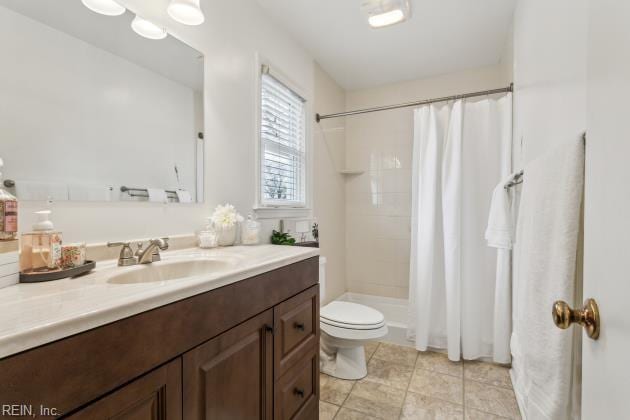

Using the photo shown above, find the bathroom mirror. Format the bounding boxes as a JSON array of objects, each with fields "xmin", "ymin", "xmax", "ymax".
[{"xmin": 0, "ymin": 0, "xmax": 204, "ymax": 203}]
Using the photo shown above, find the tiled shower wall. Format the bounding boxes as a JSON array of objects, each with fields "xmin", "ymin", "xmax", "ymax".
[{"xmin": 344, "ymin": 65, "xmax": 510, "ymax": 299}]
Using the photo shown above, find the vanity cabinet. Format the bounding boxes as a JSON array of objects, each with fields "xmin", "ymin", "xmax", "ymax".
[{"xmin": 0, "ymin": 257, "xmax": 319, "ymax": 420}]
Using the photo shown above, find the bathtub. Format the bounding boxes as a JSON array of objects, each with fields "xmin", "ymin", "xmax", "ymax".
[{"xmin": 336, "ymin": 292, "xmax": 413, "ymax": 348}]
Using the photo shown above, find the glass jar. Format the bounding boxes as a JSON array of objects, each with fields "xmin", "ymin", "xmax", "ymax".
[{"xmin": 197, "ymin": 218, "xmax": 218, "ymax": 249}]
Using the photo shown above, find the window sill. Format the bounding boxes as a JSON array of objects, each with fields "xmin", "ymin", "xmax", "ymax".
[{"xmin": 253, "ymin": 206, "xmax": 312, "ymax": 219}]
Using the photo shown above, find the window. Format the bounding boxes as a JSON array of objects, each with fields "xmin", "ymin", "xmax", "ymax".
[{"xmin": 259, "ymin": 66, "xmax": 306, "ymax": 207}]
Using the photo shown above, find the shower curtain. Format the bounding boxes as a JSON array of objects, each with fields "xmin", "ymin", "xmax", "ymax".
[{"xmin": 407, "ymin": 94, "xmax": 512, "ymax": 361}]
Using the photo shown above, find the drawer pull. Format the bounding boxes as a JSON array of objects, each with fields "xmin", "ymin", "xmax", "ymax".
[
  {"xmin": 264, "ymin": 324, "xmax": 274, "ymax": 333},
  {"xmin": 293, "ymin": 387, "xmax": 305, "ymax": 398},
  {"xmin": 293, "ymin": 322, "xmax": 305, "ymax": 331}
]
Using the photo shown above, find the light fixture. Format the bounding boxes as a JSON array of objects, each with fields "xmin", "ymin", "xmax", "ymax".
[
  {"xmin": 131, "ymin": 15, "xmax": 168, "ymax": 40},
  {"xmin": 361, "ymin": 0, "xmax": 410, "ymax": 29},
  {"xmin": 167, "ymin": 0, "xmax": 205, "ymax": 26},
  {"xmin": 81, "ymin": 0, "xmax": 126, "ymax": 16}
]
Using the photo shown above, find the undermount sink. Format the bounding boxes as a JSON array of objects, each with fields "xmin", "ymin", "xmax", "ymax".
[{"xmin": 107, "ymin": 258, "xmax": 237, "ymax": 285}]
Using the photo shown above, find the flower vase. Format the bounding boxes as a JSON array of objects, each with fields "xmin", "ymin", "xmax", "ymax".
[{"xmin": 216, "ymin": 225, "xmax": 237, "ymax": 246}]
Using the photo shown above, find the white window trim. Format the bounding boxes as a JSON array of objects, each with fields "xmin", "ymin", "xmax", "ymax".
[{"xmin": 253, "ymin": 54, "xmax": 313, "ymax": 219}]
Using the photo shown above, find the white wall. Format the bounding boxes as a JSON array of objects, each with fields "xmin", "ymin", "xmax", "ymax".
[
  {"xmin": 0, "ymin": 6, "xmax": 197, "ymax": 200},
  {"xmin": 313, "ymin": 63, "xmax": 346, "ymax": 304},
  {"xmin": 13, "ymin": 0, "xmax": 315, "ymax": 243},
  {"xmin": 344, "ymin": 65, "xmax": 509, "ymax": 299},
  {"xmin": 512, "ymin": 0, "xmax": 588, "ymax": 169}
]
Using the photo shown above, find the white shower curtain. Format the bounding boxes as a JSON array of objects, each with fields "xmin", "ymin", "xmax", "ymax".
[{"xmin": 407, "ymin": 94, "xmax": 512, "ymax": 361}]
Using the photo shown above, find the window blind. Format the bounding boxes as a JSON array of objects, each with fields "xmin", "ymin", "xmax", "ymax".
[{"xmin": 260, "ymin": 71, "xmax": 306, "ymax": 206}]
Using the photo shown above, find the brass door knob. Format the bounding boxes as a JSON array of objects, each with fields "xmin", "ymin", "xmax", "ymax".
[{"xmin": 552, "ymin": 298, "xmax": 600, "ymax": 340}]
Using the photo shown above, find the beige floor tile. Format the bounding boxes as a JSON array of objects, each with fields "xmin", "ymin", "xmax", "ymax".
[
  {"xmin": 463, "ymin": 361, "xmax": 512, "ymax": 389},
  {"xmin": 362, "ymin": 357, "xmax": 414, "ymax": 390},
  {"xmin": 372, "ymin": 342, "xmax": 419, "ymax": 367},
  {"xmin": 465, "ymin": 408, "xmax": 511, "ymax": 420},
  {"xmin": 319, "ymin": 401, "xmax": 339, "ymax": 420},
  {"xmin": 335, "ymin": 407, "xmax": 380, "ymax": 420},
  {"xmin": 415, "ymin": 351, "xmax": 463, "ymax": 377},
  {"xmin": 364, "ymin": 341, "xmax": 380, "ymax": 361},
  {"xmin": 401, "ymin": 391, "xmax": 464, "ymax": 420},
  {"xmin": 464, "ymin": 380, "xmax": 521, "ymax": 419},
  {"xmin": 320, "ymin": 373, "xmax": 355, "ymax": 405},
  {"xmin": 343, "ymin": 380, "xmax": 406, "ymax": 420},
  {"xmin": 408, "ymin": 368, "xmax": 464, "ymax": 405}
]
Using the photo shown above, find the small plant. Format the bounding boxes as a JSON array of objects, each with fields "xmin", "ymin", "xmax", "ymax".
[
  {"xmin": 271, "ymin": 230, "xmax": 295, "ymax": 245},
  {"xmin": 312, "ymin": 222, "xmax": 319, "ymax": 242}
]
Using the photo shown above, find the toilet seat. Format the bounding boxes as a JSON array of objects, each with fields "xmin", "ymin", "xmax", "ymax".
[
  {"xmin": 320, "ymin": 301, "xmax": 385, "ymax": 330},
  {"xmin": 320, "ymin": 301, "xmax": 387, "ymax": 341}
]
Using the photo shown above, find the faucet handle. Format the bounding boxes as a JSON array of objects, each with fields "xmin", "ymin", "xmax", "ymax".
[
  {"xmin": 135, "ymin": 242, "xmax": 145, "ymax": 257},
  {"xmin": 107, "ymin": 242, "xmax": 137, "ymax": 266}
]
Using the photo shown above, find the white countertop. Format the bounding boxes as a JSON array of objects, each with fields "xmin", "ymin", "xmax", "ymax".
[{"xmin": 0, "ymin": 245, "xmax": 319, "ymax": 359}]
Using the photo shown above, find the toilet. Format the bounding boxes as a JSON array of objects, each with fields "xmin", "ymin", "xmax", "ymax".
[{"xmin": 319, "ymin": 257, "xmax": 388, "ymax": 380}]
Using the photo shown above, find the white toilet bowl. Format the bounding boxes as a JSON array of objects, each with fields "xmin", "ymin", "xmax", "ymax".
[
  {"xmin": 319, "ymin": 301, "xmax": 388, "ymax": 379},
  {"xmin": 318, "ymin": 256, "xmax": 387, "ymax": 380}
]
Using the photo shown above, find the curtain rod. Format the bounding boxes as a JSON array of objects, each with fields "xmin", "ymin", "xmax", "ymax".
[{"xmin": 315, "ymin": 83, "xmax": 513, "ymax": 122}]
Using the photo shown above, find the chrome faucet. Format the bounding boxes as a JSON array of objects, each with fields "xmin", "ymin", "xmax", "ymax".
[
  {"xmin": 107, "ymin": 238, "xmax": 169, "ymax": 266},
  {"xmin": 137, "ymin": 238, "xmax": 169, "ymax": 264}
]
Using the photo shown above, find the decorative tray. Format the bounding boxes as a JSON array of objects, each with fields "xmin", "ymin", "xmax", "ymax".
[{"xmin": 19, "ymin": 260, "xmax": 96, "ymax": 283}]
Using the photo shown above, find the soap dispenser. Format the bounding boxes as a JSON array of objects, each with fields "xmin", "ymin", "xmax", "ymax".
[
  {"xmin": 20, "ymin": 210, "xmax": 63, "ymax": 273},
  {"xmin": 241, "ymin": 213, "xmax": 261, "ymax": 245}
]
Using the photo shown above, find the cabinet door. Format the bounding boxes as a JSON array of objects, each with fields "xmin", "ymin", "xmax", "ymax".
[
  {"xmin": 183, "ymin": 309, "xmax": 274, "ymax": 420},
  {"xmin": 68, "ymin": 358, "xmax": 182, "ymax": 420}
]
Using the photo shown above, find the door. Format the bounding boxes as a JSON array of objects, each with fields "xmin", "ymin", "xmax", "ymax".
[
  {"xmin": 582, "ymin": 1, "xmax": 630, "ymax": 417},
  {"xmin": 68, "ymin": 358, "xmax": 182, "ymax": 420},
  {"xmin": 183, "ymin": 309, "xmax": 274, "ymax": 420}
]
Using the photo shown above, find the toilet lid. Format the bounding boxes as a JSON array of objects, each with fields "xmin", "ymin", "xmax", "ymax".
[{"xmin": 320, "ymin": 301, "xmax": 385, "ymax": 327}]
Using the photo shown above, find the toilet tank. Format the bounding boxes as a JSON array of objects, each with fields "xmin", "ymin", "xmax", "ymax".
[{"xmin": 319, "ymin": 256, "xmax": 326, "ymax": 305}]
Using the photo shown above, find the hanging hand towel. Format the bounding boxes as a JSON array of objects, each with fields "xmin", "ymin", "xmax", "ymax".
[
  {"xmin": 147, "ymin": 188, "xmax": 168, "ymax": 203},
  {"xmin": 175, "ymin": 189, "xmax": 192, "ymax": 203},
  {"xmin": 485, "ymin": 173, "xmax": 519, "ymax": 249},
  {"xmin": 511, "ymin": 137, "xmax": 584, "ymax": 420}
]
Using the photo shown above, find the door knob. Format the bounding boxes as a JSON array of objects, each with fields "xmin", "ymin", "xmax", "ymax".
[{"xmin": 552, "ymin": 298, "xmax": 600, "ymax": 340}]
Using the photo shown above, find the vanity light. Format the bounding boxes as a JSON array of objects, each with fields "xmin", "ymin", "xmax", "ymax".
[
  {"xmin": 81, "ymin": 0, "xmax": 126, "ymax": 16},
  {"xmin": 131, "ymin": 15, "xmax": 168, "ymax": 40},
  {"xmin": 167, "ymin": 0, "xmax": 205, "ymax": 26},
  {"xmin": 361, "ymin": 0, "xmax": 410, "ymax": 29}
]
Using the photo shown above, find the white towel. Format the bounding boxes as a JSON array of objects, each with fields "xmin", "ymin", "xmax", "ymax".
[
  {"xmin": 485, "ymin": 173, "xmax": 519, "ymax": 249},
  {"xmin": 147, "ymin": 188, "xmax": 168, "ymax": 203},
  {"xmin": 511, "ymin": 138, "xmax": 584, "ymax": 420},
  {"xmin": 175, "ymin": 189, "xmax": 192, "ymax": 203}
]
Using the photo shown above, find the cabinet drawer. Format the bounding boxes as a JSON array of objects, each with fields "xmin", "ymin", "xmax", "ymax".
[
  {"xmin": 68, "ymin": 358, "xmax": 182, "ymax": 420},
  {"xmin": 274, "ymin": 285, "xmax": 319, "ymax": 378},
  {"xmin": 274, "ymin": 350, "xmax": 319, "ymax": 420}
]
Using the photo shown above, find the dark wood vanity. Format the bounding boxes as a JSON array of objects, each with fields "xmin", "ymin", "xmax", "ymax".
[{"xmin": 0, "ymin": 257, "xmax": 319, "ymax": 419}]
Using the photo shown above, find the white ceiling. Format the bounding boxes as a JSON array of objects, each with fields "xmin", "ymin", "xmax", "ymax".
[{"xmin": 256, "ymin": 0, "xmax": 516, "ymax": 90}]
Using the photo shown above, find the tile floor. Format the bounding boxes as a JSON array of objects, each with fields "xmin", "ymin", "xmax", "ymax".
[{"xmin": 319, "ymin": 341, "xmax": 521, "ymax": 420}]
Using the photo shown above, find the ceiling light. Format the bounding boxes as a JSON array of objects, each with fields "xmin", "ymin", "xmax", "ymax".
[
  {"xmin": 81, "ymin": 0, "xmax": 126, "ymax": 16},
  {"xmin": 131, "ymin": 15, "xmax": 167, "ymax": 40},
  {"xmin": 167, "ymin": 0, "xmax": 205, "ymax": 26},
  {"xmin": 361, "ymin": 0, "xmax": 410, "ymax": 29}
]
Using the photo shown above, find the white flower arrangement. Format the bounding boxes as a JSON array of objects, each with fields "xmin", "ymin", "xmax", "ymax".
[{"xmin": 210, "ymin": 204, "xmax": 244, "ymax": 229}]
